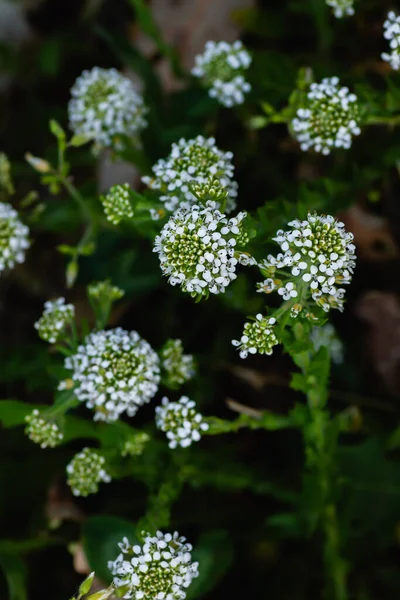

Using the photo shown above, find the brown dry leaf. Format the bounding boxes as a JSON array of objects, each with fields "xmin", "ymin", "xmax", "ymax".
[
  {"xmin": 339, "ymin": 205, "xmax": 399, "ymax": 261},
  {"xmin": 355, "ymin": 291, "xmax": 400, "ymax": 395},
  {"xmin": 46, "ymin": 480, "xmax": 85, "ymax": 528},
  {"xmin": 133, "ymin": 0, "xmax": 255, "ymax": 92}
]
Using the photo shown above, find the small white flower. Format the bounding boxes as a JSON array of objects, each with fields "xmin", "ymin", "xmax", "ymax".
[
  {"xmin": 109, "ymin": 531, "xmax": 199, "ymax": 600},
  {"xmin": 192, "ymin": 40, "xmax": 252, "ymax": 108},
  {"xmin": 68, "ymin": 67, "xmax": 147, "ymax": 148},
  {"xmin": 153, "ymin": 201, "xmax": 248, "ymax": 298},
  {"xmin": 310, "ymin": 323, "xmax": 344, "ymax": 364},
  {"xmin": 382, "ymin": 11, "xmax": 400, "ymax": 70},
  {"xmin": 161, "ymin": 339, "xmax": 196, "ymax": 388},
  {"xmin": 0, "ymin": 202, "xmax": 29, "ymax": 273},
  {"xmin": 25, "ymin": 409, "xmax": 63, "ymax": 448},
  {"xmin": 155, "ymin": 396, "xmax": 209, "ymax": 449},
  {"xmin": 143, "ymin": 136, "xmax": 238, "ymax": 213},
  {"xmin": 232, "ymin": 314, "xmax": 278, "ymax": 359},
  {"xmin": 326, "ymin": 0, "xmax": 355, "ymax": 19},
  {"xmin": 291, "ymin": 77, "xmax": 360, "ymax": 155},
  {"xmin": 66, "ymin": 447, "xmax": 111, "ymax": 497},
  {"xmin": 259, "ymin": 213, "xmax": 356, "ymax": 313},
  {"xmin": 62, "ymin": 328, "xmax": 160, "ymax": 422},
  {"xmin": 34, "ymin": 297, "xmax": 75, "ymax": 344}
]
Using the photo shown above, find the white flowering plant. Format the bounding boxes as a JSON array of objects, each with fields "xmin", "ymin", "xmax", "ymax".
[{"xmin": 3, "ymin": 3, "xmax": 400, "ymax": 600}]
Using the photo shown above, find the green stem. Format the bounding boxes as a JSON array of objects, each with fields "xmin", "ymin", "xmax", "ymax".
[{"xmin": 364, "ymin": 113, "xmax": 400, "ymax": 126}]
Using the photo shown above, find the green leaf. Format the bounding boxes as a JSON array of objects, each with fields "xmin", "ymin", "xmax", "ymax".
[
  {"xmin": 83, "ymin": 516, "xmax": 139, "ymax": 583},
  {"xmin": 69, "ymin": 134, "xmax": 93, "ymax": 147},
  {"xmin": 49, "ymin": 119, "xmax": 66, "ymax": 142},
  {"xmin": 0, "ymin": 547, "xmax": 27, "ymax": 600},
  {"xmin": 0, "ymin": 400, "xmax": 46, "ymax": 428},
  {"xmin": 186, "ymin": 531, "xmax": 234, "ymax": 599}
]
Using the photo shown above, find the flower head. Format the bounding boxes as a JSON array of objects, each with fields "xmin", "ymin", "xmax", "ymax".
[
  {"xmin": 155, "ymin": 396, "xmax": 208, "ymax": 449},
  {"xmin": 62, "ymin": 328, "xmax": 160, "ymax": 422},
  {"xmin": 143, "ymin": 136, "xmax": 238, "ymax": 213},
  {"xmin": 161, "ymin": 339, "xmax": 196, "ymax": 388},
  {"xmin": 108, "ymin": 531, "xmax": 199, "ymax": 600},
  {"xmin": 121, "ymin": 432, "xmax": 150, "ymax": 458},
  {"xmin": 34, "ymin": 297, "xmax": 75, "ymax": 344},
  {"xmin": 291, "ymin": 77, "xmax": 361, "ymax": 155},
  {"xmin": 232, "ymin": 314, "xmax": 278, "ymax": 359},
  {"xmin": 101, "ymin": 183, "xmax": 134, "ymax": 225},
  {"xmin": 382, "ymin": 11, "xmax": 400, "ymax": 70},
  {"xmin": 259, "ymin": 213, "xmax": 356, "ymax": 313},
  {"xmin": 326, "ymin": 0, "xmax": 354, "ymax": 18},
  {"xmin": 66, "ymin": 447, "xmax": 111, "ymax": 497},
  {"xmin": 87, "ymin": 279, "xmax": 124, "ymax": 303},
  {"xmin": 68, "ymin": 67, "xmax": 147, "ymax": 148},
  {"xmin": 153, "ymin": 201, "xmax": 248, "ymax": 298},
  {"xmin": 192, "ymin": 40, "xmax": 251, "ymax": 107},
  {"xmin": 25, "ymin": 409, "xmax": 63, "ymax": 448},
  {"xmin": 310, "ymin": 323, "xmax": 344, "ymax": 364},
  {"xmin": 0, "ymin": 202, "xmax": 29, "ymax": 273}
]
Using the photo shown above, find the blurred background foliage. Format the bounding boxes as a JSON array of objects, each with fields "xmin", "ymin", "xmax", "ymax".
[{"xmin": 2, "ymin": 0, "xmax": 400, "ymax": 598}]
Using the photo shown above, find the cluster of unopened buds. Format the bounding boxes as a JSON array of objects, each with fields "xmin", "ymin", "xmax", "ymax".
[
  {"xmin": 34, "ymin": 297, "xmax": 75, "ymax": 344},
  {"xmin": 161, "ymin": 339, "xmax": 196, "ymax": 389},
  {"xmin": 25, "ymin": 409, "xmax": 63, "ymax": 448},
  {"xmin": 66, "ymin": 447, "xmax": 111, "ymax": 497}
]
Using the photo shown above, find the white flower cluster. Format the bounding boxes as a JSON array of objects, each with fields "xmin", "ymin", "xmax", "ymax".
[
  {"xmin": 62, "ymin": 328, "xmax": 160, "ymax": 422},
  {"xmin": 34, "ymin": 297, "xmax": 75, "ymax": 344},
  {"xmin": 155, "ymin": 396, "xmax": 209, "ymax": 449},
  {"xmin": 326, "ymin": 0, "xmax": 354, "ymax": 19},
  {"xmin": 153, "ymin": 201, "xmax": 248, "ymax": 298},
  {"xmin": 232, "ymin": 314, "xmax": 278, "ymax": 359},
  {"xmin": 66, "ymin": 447, "xmax": 111, "ymax": 497},
  {"xmin": 310, "ymin": 323, "xmax": 344, "ymax": 364},
  {"xmin": 0, "ymin": 202, "xmax": 29, "ymax": 273},
  {"xmin": 192, "ymin": 40, "xmax": 252, "ymax": 108},
  {"xmin": 291, "ymin": 77, "xmax": 361, "ymax": 155},
  {"xmin": 108, "ymin": 531, "xmax": 199, "ymax": 600},
  {"xmin": 143, "ymin": 136, "xmax": 238, "ymax": 213},
  {"xmin": 259, "ymin": 213, "xmax": 356, "ymax": 313},
  {"xmin": 68, "ymin": 67, "xmax": 147, "ymax": 148},
  {"xmin": 101, "ymin": 183, "xmax": 134, "ymax": 225},
  {"xmin": 161, "ymin": 339, "xmax": 196, "ymax": 389},
  {"xmin": 25, "ymin": 409, "xmax": 63, "ymax": 448},
  {"xmin": 382, "ymin": 12, "xmax": 400, "ymax": 70}
]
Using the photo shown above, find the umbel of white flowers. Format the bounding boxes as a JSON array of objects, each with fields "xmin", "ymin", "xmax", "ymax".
[
  {"xmin": 25, "ymin": 409, "xmax": 64, "ymax": 448},
  {"xmin": 34, "ymin": 297, "xmax": 75, "ymax": 344},
  {"xmin": 258, "ymin": 213, "xmax": 356, "ymax": 314},
  {"xmin": 310, "ymin": 322, "xmax": 344, "ymax": 364},
  {"xmin": 155, "ymin": 396, "xmax": 209, "ymax": 449},
  {"xmin": 326, "ymin": 0, "xmax": 354, "ymax": 19},
  {"xmin": 108, "ymin": 531, "xmax": 199, "ymax": 600},
  {"xmin": 142, "ymin": 136, "xmax": 238, "ymax": 214},
  {"xmin": 0, "ymin": 202, "xmax": 29, "ymax": 273},
  {"xmin": 60, "ymin": 328, "xmax": 160, "ymax": 422},
  {"xmin": 160, "ymin": 339, "xmax": 196, "ymax": 389},
  {"xmin": 153, "ymin": 201, "xmax": 249, "ymax": 298},
  {"xmin": 68, "ymin": 67, "xmax": 147, "ymax": 148},
  {"xmin": 66, "ymin": 447, "xmax": 111, "ymax": 497},
  {"xmin": 192, "ymin": 40, "xmax": 252, "ymax": 107},
  {"xmin": 382, "ymin": 11, "xmax": 400, "ymax": 70},
  {"xmin": 291, "ymin": 77, "xmax": 361, "ymax": 155}
]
